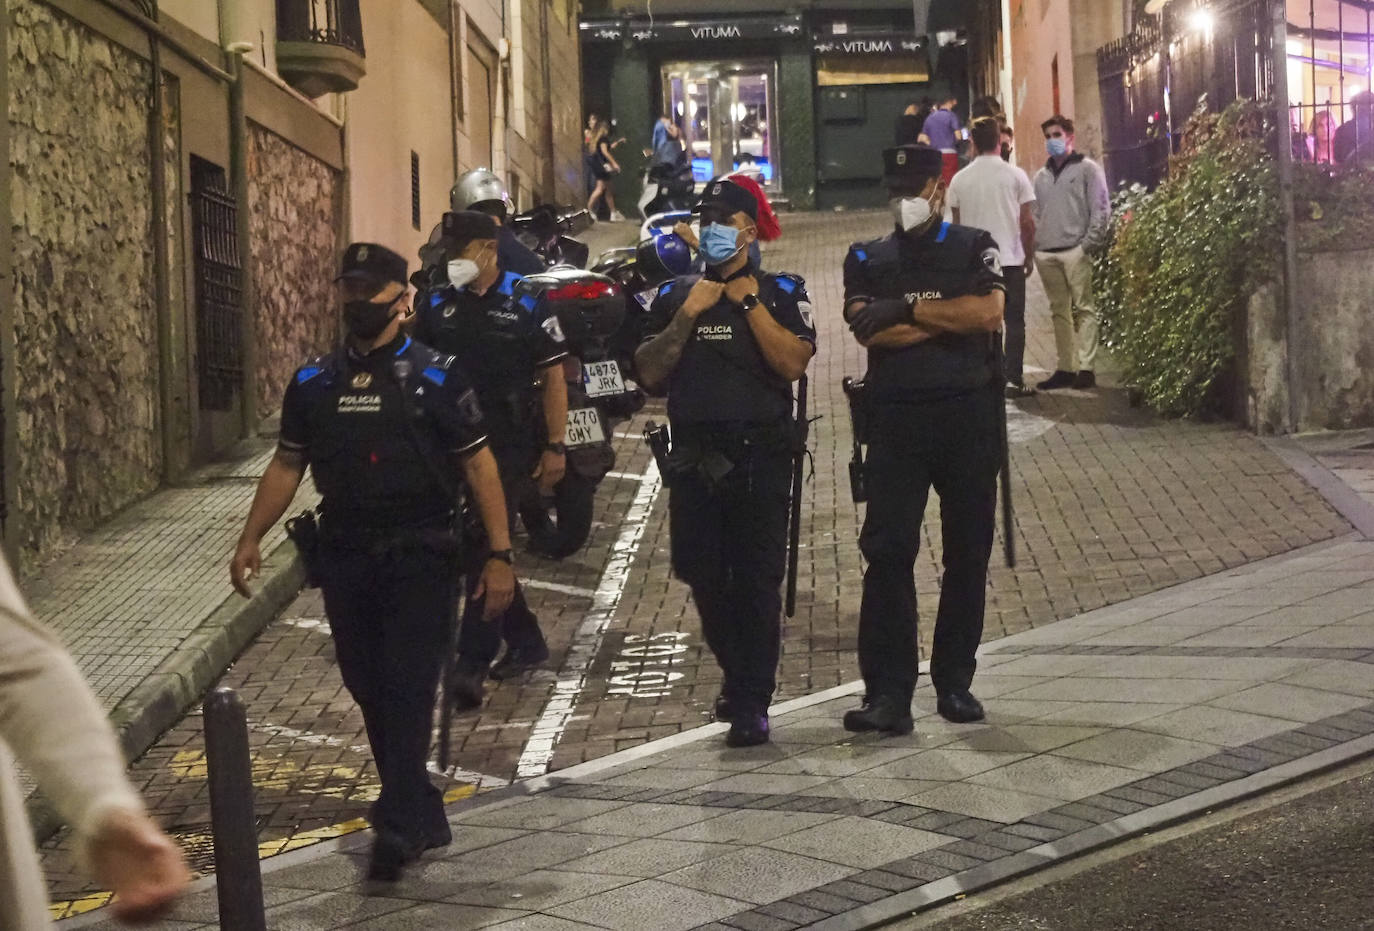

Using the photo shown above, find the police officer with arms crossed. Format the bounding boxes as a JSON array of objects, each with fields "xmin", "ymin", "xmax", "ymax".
[
  {"xmin": 635, "ymin": 179, "xmax": 816, "ymax": 747},
  {"xmin": 413, "ymin": 211, "xmax": 569, "ymax": 698},
  {"xmin": 229, "ymin": 243, "xmax": 517, "ymax": 880},
  {"xmin": 842, "ymin": 144, "xmax": 1006, "ymax": 734}
]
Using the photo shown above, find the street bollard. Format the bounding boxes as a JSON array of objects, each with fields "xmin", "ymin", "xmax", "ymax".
[{"xmin": 203, "ymin": 686, "xmax": 267, "ymax": 931}]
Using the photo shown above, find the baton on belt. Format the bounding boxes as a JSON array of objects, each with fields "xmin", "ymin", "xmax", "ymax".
[
  {"xmin": 785, "ymin": 375, "xmax": 809, "ymax": 618},
  {"xmin": 992, "ymin": 334, "xmax": 1016, "ymax": 569}
]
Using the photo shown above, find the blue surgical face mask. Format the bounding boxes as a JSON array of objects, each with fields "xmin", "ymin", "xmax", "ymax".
[
  {"xmin": 1046, "ymin": 137, "xmax": 1068, "ymax": 158},
  {"xmin": 699, "ymin": 222, "xmax": 743, "ymax": 266}
]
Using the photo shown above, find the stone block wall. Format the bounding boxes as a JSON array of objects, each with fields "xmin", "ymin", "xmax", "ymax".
[
  {"xmin": 8, "ymin": 0, "xmax": 164, "ymax": 565},
  {"xmin": 246, "ymin": 123, "xmax": 340, "ymax": 416}
]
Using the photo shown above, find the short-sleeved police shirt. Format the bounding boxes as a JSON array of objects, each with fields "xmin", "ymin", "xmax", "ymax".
[
  {"xmin": 642, "ymin": 270, "xmax": 816, "ymax": 425},
  {"xmin": 844, "ymin": 222, "xmax": 1004, "ymax": 402},
  {"xmin": 412, "ymin": 271, "xmax": 569, "ymax": 440},
  {"xmin": 279, "ymin": 334, "xmax": 487, "ymax": 527}
]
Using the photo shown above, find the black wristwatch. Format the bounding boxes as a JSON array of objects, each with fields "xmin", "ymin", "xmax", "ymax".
[
  {"xmin": 544, "ymin": 441, "xmax": 567, "ymax": 454},
  {"xmin": 487, "ymin": 549, "xmax": 515, "ymax": 565},
  {"xmin": 739, "ymin": 293, "xmax": 761, "ymax": 312}
]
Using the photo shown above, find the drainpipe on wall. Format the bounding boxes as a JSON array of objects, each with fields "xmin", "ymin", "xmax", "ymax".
[
  {"xmin": 1271, "ymin": 0, "xmax": 1302, "ymax": 432},
  {"xmin": 449, "ymin": 0, "xmax": 461, "ymax": 180},
  {"xmin": 228, "ymin": 50, "xmax": 259, "ymax": 439},
  {"xmin": 539, "ymin": 0, "xmax": 556, "ymax": 201},
  {"xmin": 494, "ymin": 0, "xmax": 510, "ymax": 183},
  {"xmin": 148, "ymin": 19, "xmax": 179, "ymax": 481},
  {"xmin": 0, "ymin": 0, "xmax": 17, "ymax": 565}
]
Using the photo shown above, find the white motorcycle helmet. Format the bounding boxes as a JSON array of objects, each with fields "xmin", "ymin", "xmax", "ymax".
[{"xmin": 450, "ymin": 168, "xmax": 513, "ymax": 219}]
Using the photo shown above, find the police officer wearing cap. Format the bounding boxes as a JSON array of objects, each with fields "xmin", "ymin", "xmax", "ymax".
[
  {"xmin": 635, "ymin": 178, "xmax": 816, "ymax": 748},
  {"xmin": 412, "ymin": 211, "xmax": 569, "ymax": 697},
  {"xmin": 841, "ymin": 143, "xmax": 1006, "ymax": 735},
  {"xmin": 451, "ymin": 167, "xmax": 545, "ymax": 276},
  {"xmin": 229, "ymin": 242, "xmax": 517, "ymax": 880}
]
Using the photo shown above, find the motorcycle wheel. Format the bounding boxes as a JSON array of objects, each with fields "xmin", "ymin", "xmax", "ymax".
[{"xmin": 520, "ymin": 472, "xmax": 597, "ymax": 559}]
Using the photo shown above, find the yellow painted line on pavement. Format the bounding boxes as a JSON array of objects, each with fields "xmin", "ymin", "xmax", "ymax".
[{"xmin": 49, "ymin": 784, "xmax": 480, "ymax": 922}]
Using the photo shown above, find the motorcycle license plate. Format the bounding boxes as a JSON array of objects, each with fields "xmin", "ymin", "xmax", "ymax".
[
  {"xmin": 583, "ymin": 360, "xmax": 626, "ymax": 398},
  {"xmin": 633, "ymin": 287, "xmax": 658, "ymax": 311},
  {"xmin": 564, "ymin": 408, "xmax": 606, "ymax": 447}
]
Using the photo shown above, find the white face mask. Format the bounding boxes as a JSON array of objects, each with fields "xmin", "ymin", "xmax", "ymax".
[
  {"xmin": 891, "ymin": 195, "xmax": 935, "ymax": 232},
  {"xmin": 447, "ymin": 258, "xmax": 480, "ymax": 289}
]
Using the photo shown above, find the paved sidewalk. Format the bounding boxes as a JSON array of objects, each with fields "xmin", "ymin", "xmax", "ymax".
[
  {"xmin": 68, "ymin": 527, "xmax": 1374, "ymax": 930},
  {"xmin": 18, "ymin": 436, "xmax": 313, "ymax": 827}
]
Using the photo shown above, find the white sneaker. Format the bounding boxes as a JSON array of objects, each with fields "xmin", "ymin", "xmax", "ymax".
[{"xmin": 609, "ymin": 211, "xmax": 626, "ymax": 222}]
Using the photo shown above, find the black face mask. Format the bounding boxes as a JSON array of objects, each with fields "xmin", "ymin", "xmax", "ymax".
[
  {"xmin": 1001, "ymin": 143, "xmax": 1012, "ymax": 162},
  {"xmin": 343, "ymin": 296, "xmax": 398, "ymax": 340}
]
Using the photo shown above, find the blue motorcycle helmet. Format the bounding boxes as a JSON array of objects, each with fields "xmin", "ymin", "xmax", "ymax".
[{"xmin": 635, "ymin": 231, "xmax": 695, "ymax": 286}]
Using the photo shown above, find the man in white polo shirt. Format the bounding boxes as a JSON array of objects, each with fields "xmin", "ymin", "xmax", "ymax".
[{"xmin": 948, "ymin": 116, "xmax": 1037, "ymax": 397}]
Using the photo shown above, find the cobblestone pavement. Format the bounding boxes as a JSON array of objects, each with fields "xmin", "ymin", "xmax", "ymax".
[
  {"xmin": 45, "ymin": 211, "xmax": 1351, "ymax": 914},
  {"xmin": 65, "ymin": 534, "xmax": 1374, "ymax": 931}
]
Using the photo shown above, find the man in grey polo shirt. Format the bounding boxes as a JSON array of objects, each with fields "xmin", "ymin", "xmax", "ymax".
[{"xmin": 1032, "ymin": 115, "xmax": 1110, "ymax": 391}]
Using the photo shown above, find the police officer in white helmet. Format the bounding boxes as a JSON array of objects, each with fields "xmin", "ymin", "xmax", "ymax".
[{"xmin": 450, "ymin": 168, "xmax": 545, "ymax": 276}]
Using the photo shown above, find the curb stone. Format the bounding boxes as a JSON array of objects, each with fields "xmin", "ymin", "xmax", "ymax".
[{"xmin": 28, "ymin": 539, "xmax": 304, "ymax": 844}]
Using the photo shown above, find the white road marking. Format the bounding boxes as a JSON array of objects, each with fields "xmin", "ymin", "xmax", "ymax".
[
  {"xmin": 515, "ymin": 461, "xmax": 663, "ymax": 779},
  {"xmin": 520, "ymin": 578, "xmax": 598, "ymax": 599},
  {"xmin": 1006, "ymin": 403, "xmax": 1058, "ymax": 445},
  {"xmin": 604, "ymin": 470, "xmax": 650, "ymax": 481}
]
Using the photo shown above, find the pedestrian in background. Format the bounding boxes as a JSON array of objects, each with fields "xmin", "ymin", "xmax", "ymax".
[
  {"xmin": 0, "ymin": 552, "xmax": 189, "ymax": 927},
  {"xmin": 585, "ymin": 114, "xmax": 625, "ymax": 222},
  {"xmin": 231, "ymin": 242, "xmax": 518, "ymax": 882},
  {"xmin": 841, "ymin": 143, "xmax": 1006, "ymax": 734},
  {"xmin": 895, "ymin": 97, "xmax": 933, "ymax": 146},
  {"xmin": 636, "ymin": 179, "xmax": 815, "ymax": 748},
  {"xmin": 1334, "ymin": 91, "xmax": 1374, "ymax": 163},
  {"xmin": 1032, "ymin": 115, "xmax": 1110, "ymax": 391},
  {"xmin": 921, "ymin": 95, "xmax": 964, "ymax": 187},
  {"xmin": 949, "ymin": 117, "xmax": 1037, "ymax": 397}
]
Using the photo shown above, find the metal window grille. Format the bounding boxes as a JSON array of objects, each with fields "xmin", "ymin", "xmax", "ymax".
[
  {"xmin": 275, "ymin": 0, "xmax": 365, "ymax": 55},
  {"xmin": 411, "ymin": 151, "xmax": 421, "ymax": 231},
  {"xmin": 189, "ymin": 157, "xmax": 243, "ymax": 412}
]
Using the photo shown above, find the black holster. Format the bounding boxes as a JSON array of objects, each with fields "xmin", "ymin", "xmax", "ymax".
[
  {"xmin": 284, "ymin": 509, "xmax": 322, "ymax": 587},
  {"xmin": 842, "ymin": 377, "xmax": 870, "ymax": 504}
]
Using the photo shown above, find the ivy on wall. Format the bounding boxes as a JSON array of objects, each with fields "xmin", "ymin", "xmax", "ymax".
[{"xmin": 1095, "ymin": 101, "xmax": 1280, "ymax": 417}]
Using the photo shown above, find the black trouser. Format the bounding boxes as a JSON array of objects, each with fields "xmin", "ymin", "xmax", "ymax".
[
  {"xmin": 1003, "ymin": 266, "xmax": 1027, "ymax": 385},
  {"xmin": 457, "ymin": 441, "xmax": 545, "ymax": 668},
  {"xmin": 858, "ymin": 390, "xmax": 1000, "ymax": 703},
  {"xmin": 318, "ymin": 541, "xmax": 454, "ymax": 846},
  {"xmin": 668, "ymin": 430, "xmax": 792, "ymax": 714}
]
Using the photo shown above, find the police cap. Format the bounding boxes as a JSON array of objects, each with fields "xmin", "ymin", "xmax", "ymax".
[
  {"xmin": 882, "ymin": 144, "xmax": 944, "ymax": 188},
  {"xmin": 336, "ymin": 242, "xmax": 408, "ymax": 291},
  {"xmin": 693, "ymin": 178, "xmax": 758, "ymax": 222},
  {"xmin": 438, "ymin": 210, "xmax": 500, "ymax": 258}
]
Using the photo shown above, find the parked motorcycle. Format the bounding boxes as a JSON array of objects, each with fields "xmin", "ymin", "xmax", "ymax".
[
  {"xmin": 592, "ymin": 231, "xmax": 697, "ymax": 378},
  {"xmin": 512, "ymin": 266, "xmax": 644, "ymax": 558},
  {"xmin": 637, "ymin": 152, "xmax": 696, "ymax": 221},
  {"xmin": 510, "ymin": 203, "xmax": 593, "ymax": 268}
]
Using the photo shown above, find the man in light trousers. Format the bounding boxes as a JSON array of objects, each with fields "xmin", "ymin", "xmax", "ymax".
[{"xmin": 1032, "ymin": 115, "xmax": 1110, "ymax": 391}]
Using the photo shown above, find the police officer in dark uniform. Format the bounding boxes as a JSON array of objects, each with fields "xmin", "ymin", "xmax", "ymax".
[
  {"xmin": 842, "ymin": 144, "xmax": 1006, "ymax": 734},
  {"xmin": 635, "ymin": 179, "xmax": 816, "ymax": 747},
  {"xmin": 412, "ymin": 211, "xmax": 570, "ymax": 695},
  {"xmin": 229, "ymin": 243, "xmax": 517, "ymax": 880}
]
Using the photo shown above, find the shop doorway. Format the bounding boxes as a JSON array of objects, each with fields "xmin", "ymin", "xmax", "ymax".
[{"xmin": 661, "ymin": 61, "xmax": 779, "ymax": 188}]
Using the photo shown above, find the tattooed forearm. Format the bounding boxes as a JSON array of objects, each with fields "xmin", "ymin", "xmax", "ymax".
[{"xmin": 634, "ymin": 309, "xmax": 696, "ymax": 392}]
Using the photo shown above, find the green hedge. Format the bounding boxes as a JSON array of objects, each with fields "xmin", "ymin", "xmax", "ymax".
[{"xmin": 1094, "ymin": 101, "xmax": 1280, "ymax": 417}]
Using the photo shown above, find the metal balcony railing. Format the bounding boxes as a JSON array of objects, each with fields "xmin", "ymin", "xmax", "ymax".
[{"xmin": 276, "ymin": 0, "xmax": 365, "ymax": 57}]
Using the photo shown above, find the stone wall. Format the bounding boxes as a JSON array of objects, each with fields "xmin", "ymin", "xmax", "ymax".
[
  {"xmin": 246, "ymin": 123, "xmax": 340, "ymax": 416},
  {"xmin": 8, "ymin": 0, "xmax": 164, "ymax": 565},
  {"xmin": 1244, "ymin": 247, "xmax": 1374, "ymax": 433}
]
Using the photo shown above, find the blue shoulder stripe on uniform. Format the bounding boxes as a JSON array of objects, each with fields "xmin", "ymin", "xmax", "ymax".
[
  {"xmin": 395, "ymin": 336, "xmax": 412, "ymax": 356},
  {"xmin": 519, "ymin": 293, "xmax": 538, "ymax": 312},
  {"xmin": 497, "ymin": 271, "xmax": 521, "ymax": 296},
  {"xmin": 854, "ymin": 248, "xmax": 868, "ymax": 262},
  {"xmin": 430, "ymin": 290, "xmax": 446, "ymax": 307},
  {"xmin": 775, "ymin": 276, "xmax": 797, "ymax": 294},
  {"xmin": 658, "ymin": 281, "xmax": 675, "ymax": 296},
  {"xmin": 935, "ymin": 222, "xmax": 950, "ymax": 244},
  {"xmin": 421, "ymin": 366, "xmax": 447, "ymax": 386},
  {"xmin": 296, "ymin": 366, "xmax": 322, "ymax": 384}
]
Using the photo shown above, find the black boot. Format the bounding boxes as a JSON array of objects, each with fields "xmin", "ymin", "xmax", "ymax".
[
  {"xmin": 489, "ymin": 642, "xmax": 551, "ymax": 680},
  {"xmin": 447, "ymin": 662, "xmax": 486, "ymax": 711},
  {"xmin": 1072, "ymin": 370, "xmax": 1096, "ymax": 389},
  {"xmin": 936, "ymin": 690, "xmax": 986, "ymax": 723},
  {"xmin": 726, "ymin": 711, "xmax": 770, "ymax": 747},
  {"xmin": 713, "ymin": 694, "xmax": 735, "ymax": 723},
  {"xmin": 1036, "ymin": 370, "xmax": 1076, "ymax": 390},
  {"xmin": 367, "ymin": 829, "xmax": 422, "ymax": 882},
  {"xmin": 842, "ymin": 695, "xmax": 914, "ymax": 735}
]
